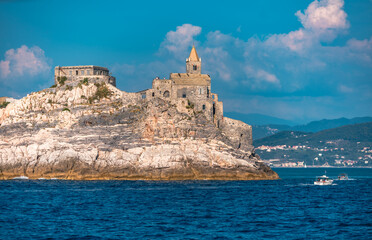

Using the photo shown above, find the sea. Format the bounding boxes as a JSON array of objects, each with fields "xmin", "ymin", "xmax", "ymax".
[{"xmin": 0, "ymin": 168, "xmax": 371, "ymax": 239}]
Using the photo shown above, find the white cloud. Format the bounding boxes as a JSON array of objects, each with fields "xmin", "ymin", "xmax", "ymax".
[
  {"xmin": 0, "ymin": 45, "xmax": 50, "ymax": 79},
  {"xmin": 347, "ymin": 37, "xmax": 372, "ymax": 51},
  {"xmin": 0, "ymin": 60, "xmax": 10, "ymax": 78},
  {"xmin": 265, "ymin": 0, "xmax": 348, "ymax": 52},
  {"xmin": 161, "ymin": 24, "xmax": 201, "ymax": 57},
  {"xmin": 338, "ymin": 84, "xmax": 353, "ymax": 93},
  {"xmin": 295, "ymin": 0, "xmax": 348, "ymax": 30},
  {"xmin": 243, "ymin": 66, "xmax": 280, "ymax": 89}
]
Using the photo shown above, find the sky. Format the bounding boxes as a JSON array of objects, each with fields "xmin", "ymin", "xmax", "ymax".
[{"xmin": 0, "ymin": 0, "xmax": 371, "ymax": 124}]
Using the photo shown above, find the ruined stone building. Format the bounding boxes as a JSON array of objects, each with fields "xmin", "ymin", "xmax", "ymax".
[
  {"xmin": 54, "ymin": 65, "xmax": 116, "ymax": 86},
  {"xmin": 138, "ymin": 46, "xmax": 224, "ymax": 127}
]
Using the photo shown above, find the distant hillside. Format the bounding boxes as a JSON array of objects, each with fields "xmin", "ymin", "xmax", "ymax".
[
  {"xmin": 254, "ymin": 122, "xmax": 372, "ymax": 167},
  {"xmin": 252, "ymin": 124, "xmax": 291, "ymax": 140},
  {"xmin": 251, "ymin": 116, "xmax": 372, "ymax": 140},
  {"xmin": 224, "ymin": 112, "xmax": 296, "ymax": 126},
  {"xmin": 254, "ymin": 122, "xmax": 372, "ymax": 147},
  {"xmin": 291, "ymin": 117, "xmax": 372, "ymax": 133}
]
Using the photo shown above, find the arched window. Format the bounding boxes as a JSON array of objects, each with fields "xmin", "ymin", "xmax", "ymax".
[
  {"xmin": 163, "ymin": 90, "xmax": 170, "ymax": 98},
  {"xmin": 193, "ymin": 65, "xmax": 197, "ymax": 70}
]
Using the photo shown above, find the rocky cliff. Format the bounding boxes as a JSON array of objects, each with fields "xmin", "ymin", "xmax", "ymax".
[{"xmin": 0, "ymin": 81, "xmax": 278, "ymax": 180}]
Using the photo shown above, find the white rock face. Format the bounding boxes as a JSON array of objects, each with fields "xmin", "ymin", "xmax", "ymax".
[{"xmin": 0, "ymin": 81, "xmax": 278, "ymax": 180}]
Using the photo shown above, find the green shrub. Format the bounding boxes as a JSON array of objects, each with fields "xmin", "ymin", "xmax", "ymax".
[
  {"xmin": 48, "ymin": 99, "xmax": 53, "ymax": 104},
  {"xmin": 186, "ymin": 100, "xmax": 194, "ymax": 109},
  {"xmin": 95, "ymin": 83, "xmax": 112, "ymax": 99},
  {"xmin": 65, "ymin": 85, "xmax": 73, "ymax": 91},
  {"xmin": 81, "ymin": 95, "xmax": 86, "ymax": 99},
  {"xmin": 87, "ymin": 82, "xmax": 113, "ymax": 104},
  {"xmin": 57, "ymin": 76, "xmax": 67, "ymax": 86},
  {"xmin": 62, "ymin": 107, "xmax": 70, "ymax": 112},
  {"xmin": 78, "ymin": 78, "xmax": 89, "ymax": 89},
  {"xmin": 88, "ymin": 96, "xmax": 94, "ymax": 104},
  {"xmin": 50, "ymin": 84, "xmax": 57, "ymax": 88},
  {"xmin": 0, "ymin": 101, "xmax": 10, "ymax": 108},
  {"xmin": 82, "ymin": 78, "xmax": 89, "ymax": 85}
]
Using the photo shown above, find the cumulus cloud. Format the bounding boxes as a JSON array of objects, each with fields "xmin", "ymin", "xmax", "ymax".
[
  {"xmin": 243, "ymin": 66, "xmax": 280, "ymax": 89},
  {"xmin": 160, "ymin": 24, "xmax": 201, "ymax": 57},
  {"xmin": 0, "ymin": 45, "xmax": 50, "ymax": 79},
  {"xmin": 0, "ymin": 60, "xmax": 10, "ymax": 78},
  {"xmin": 265, "ymin": 0, "xmax": 348, "ymax": 52},
  {"xmin": 295, "ymin": 0, "xmax": 348, "ymax": 30}
]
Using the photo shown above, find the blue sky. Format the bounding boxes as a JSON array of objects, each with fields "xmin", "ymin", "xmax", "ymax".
[{"xmin": 0, "ymin": 0, "xmax": 371, "ymax": 123}]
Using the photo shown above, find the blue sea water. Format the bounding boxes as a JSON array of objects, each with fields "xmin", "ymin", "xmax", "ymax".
[{"xmin": 0, "ymin": 168, "xmax": 371, "ymax": 239}]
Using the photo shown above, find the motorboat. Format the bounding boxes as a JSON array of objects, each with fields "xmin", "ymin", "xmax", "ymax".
[
  {"xmin": 337, "ymin": 173, "xmax": 349, "ymax": 180},
  {"xmin": 13, "ymin": 176, "xmax": 29, "ymax": 180},
  {"xmin": 314, "ymin": 175, "xmax": 333, "ymax": 185}
]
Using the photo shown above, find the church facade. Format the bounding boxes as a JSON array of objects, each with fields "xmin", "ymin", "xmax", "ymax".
[{"xmin": 139, "ymin": 46, "xmax": 224, "ymax": 127}]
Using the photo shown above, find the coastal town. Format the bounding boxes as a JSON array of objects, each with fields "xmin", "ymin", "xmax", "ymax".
[{"xmin": 257, "ymin": 144, "xmax": 372, "ymax": 167}]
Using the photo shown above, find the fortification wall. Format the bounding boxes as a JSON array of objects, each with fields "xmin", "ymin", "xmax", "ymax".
[
  {"xmin": 55, "ymin": 66, "xmax": 115, "ymax": 86},
  {"xmin": 55, "ymin": 75, "xmax": 116, "ymax": 87},
  {"xmin": 152, "ymin": 79, "xmax": 172, "ymax": 99},
  {"xmin": 221, "ymin": 117, "xmax": 253, "ymax": 151}
]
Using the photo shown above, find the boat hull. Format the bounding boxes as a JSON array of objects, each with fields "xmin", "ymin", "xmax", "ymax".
[{"xmin": 314, "ymin": 180, "xmax": 333, "ymax": 185}]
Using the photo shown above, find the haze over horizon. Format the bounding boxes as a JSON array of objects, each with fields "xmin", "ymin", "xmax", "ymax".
[{"xmin": 0, "ymin": 0, "xmax": 371, "ymax": 123}]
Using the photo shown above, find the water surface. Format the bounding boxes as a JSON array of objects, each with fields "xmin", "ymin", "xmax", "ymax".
[{"xmin": 1, "ymin": 168, "xmax": 371, "ymax": 239}]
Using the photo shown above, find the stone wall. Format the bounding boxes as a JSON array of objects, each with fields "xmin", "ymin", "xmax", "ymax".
[
  {"xmin": 54, "ymin": 66, "xmax": 116, "ymax": 86},
  {"xmin": 152, "ymin": 78, "xmax": 173, "ymax": 99},
  {"xmin": 212, "ymin": 93, "xmax": 223, "ymax": 128},
  {"xmin": 221, "ymin": 117, "xmax": 253, "ymax": 151}
]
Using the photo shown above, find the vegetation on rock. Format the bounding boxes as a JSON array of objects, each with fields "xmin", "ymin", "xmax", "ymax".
[
  {"xmin": 57, "ymin": 76, "xmax": 67, "ymax": 86},
  {"xmin": 0, "ymin": 101, "xmax": 10, "ymax": 108}
]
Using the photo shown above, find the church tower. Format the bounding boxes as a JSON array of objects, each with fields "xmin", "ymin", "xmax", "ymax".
[{"xmin": 186, "ymin": 45, "xmax": 201, "ymax": 74}]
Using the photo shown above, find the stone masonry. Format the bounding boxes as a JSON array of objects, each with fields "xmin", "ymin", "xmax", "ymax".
[
  {"xmin": 54, "ymin": 65, "xmax": 116, "ymax": 86},
  {"xmin": 137, "ymin": 46, "xmax": 253, "ymax": 149}
]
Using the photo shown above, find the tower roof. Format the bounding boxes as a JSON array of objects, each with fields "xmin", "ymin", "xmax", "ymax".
[{"xmin": 188, "ymin": 45, "xmax": 200, "ymax": 61}]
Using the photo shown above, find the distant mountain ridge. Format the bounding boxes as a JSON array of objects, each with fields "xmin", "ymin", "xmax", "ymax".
[
  {"xmin": 224, "ymin": 112, "xmax": 296, "ymax": 126},
  {"xmin": 254, "ymin": 122, "xmax": 372, "ymax": 147},
  {"xmin": 290, "ymin": 117, "xmax": 372, "ymax": 133},
  {"xmin": 221, "ymin": 113, "xmax": 372, "ymax": 139}
]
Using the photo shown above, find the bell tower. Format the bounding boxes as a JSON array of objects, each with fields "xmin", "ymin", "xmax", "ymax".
[{"xmin": 186, "ymin": 45, "xmax": 201, "ymax": 74}]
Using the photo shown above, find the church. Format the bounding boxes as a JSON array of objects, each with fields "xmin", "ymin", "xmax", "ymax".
[
  {"xmin": 139, "ymin": 46, "xmax": 224, "ymax": 127},
  {"xmin": 53, "ymin": 46, "xmax": 249, "ymax": 141}
]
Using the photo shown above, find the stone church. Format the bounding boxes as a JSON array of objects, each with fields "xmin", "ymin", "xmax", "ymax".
[{"xmin": 139, "ymin": 46, "xmax": 224, "ymax": 127}]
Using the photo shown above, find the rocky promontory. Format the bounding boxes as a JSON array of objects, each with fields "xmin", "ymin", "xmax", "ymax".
[{"xmin": 0, "ymin": 81, "xmax": 278, "ymax": 180}]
